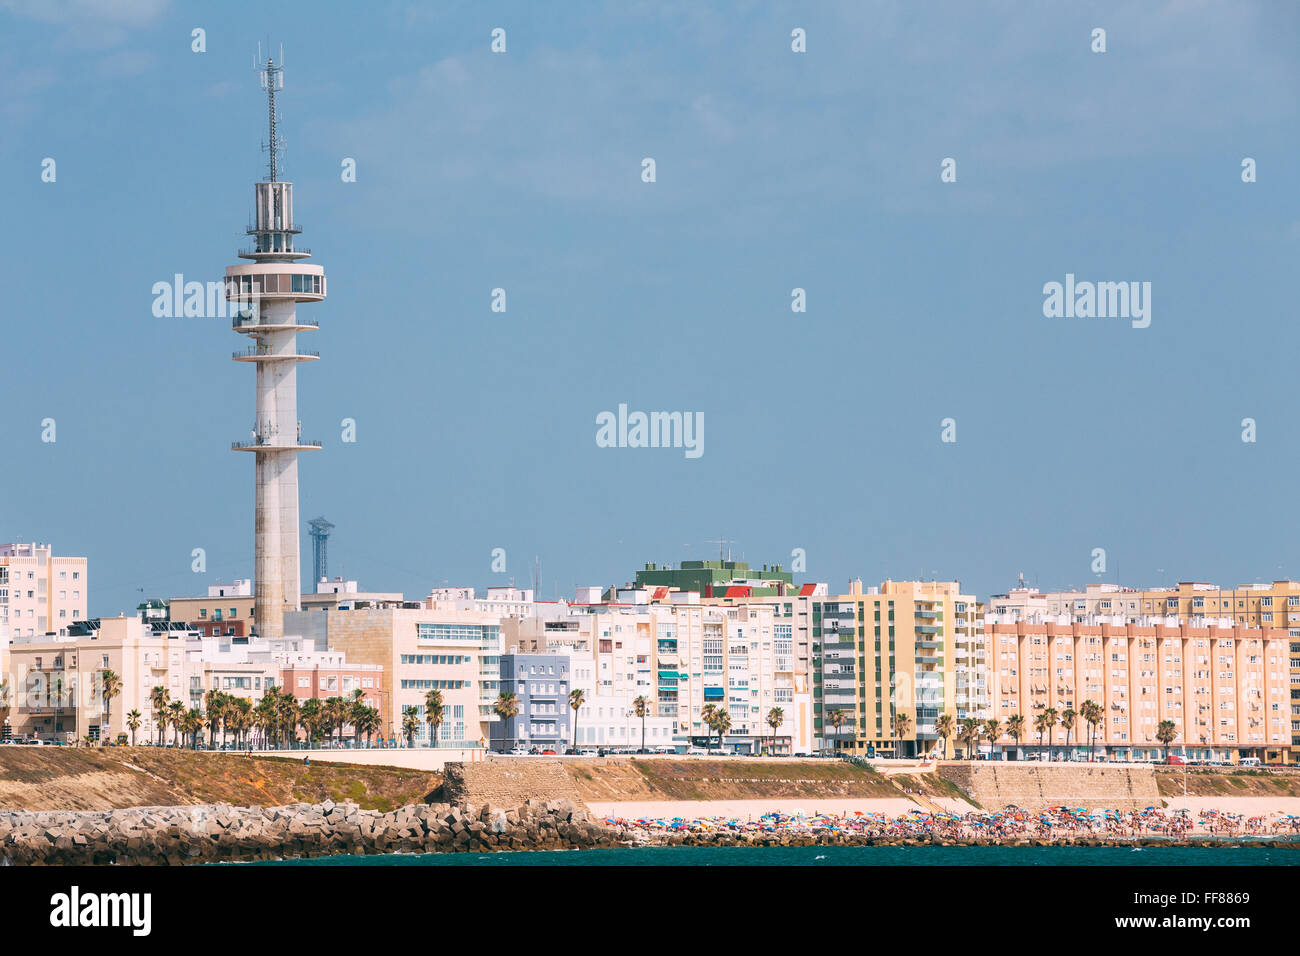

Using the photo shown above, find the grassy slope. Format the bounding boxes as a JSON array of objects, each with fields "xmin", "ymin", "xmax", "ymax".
[
  {"xmin": 567, "ymin": 759, "xmax": 918, "ymax": 802},
  {"xmin": 1154, "ymin": 767, "xmax": 1300, "ymax": 798},
  {"xmin": 0, "ymin": 747, "xmax": 440, "ymax": 812}
]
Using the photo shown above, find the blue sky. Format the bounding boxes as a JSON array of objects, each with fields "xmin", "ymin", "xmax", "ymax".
[{"xmin": 2, "ymin": 1, "xmax": 1298, "ymax": 616}]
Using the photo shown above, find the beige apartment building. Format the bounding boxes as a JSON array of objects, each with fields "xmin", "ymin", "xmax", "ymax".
[
  {"xmin": 5, "ymin": 617, "xmax": 178, "ymax": 744},
  {"xmin": 987, "ymin": 619, "xmax": 1292, "ymax": 763},
  {"xmin": 285, "ymin": 605, "xmax": 501, "ymax": 747},
  {"xmin": 0, "ymin": 542, "xmax": 88, "ymax": 640}
]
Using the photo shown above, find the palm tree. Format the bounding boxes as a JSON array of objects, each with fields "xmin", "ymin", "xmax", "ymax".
[
  {"xmin": 891, "ymin": 711, "xmax": 912, "ymax": 758},
  {"xmin": 149, "ymin": 686, "xmax": 169, "ymax": 745},
  {"xmin": 1156, "ymin": 720, "xmax": 1178, "ymax": 761},
  {"xmin": 567, "ymin": 688, "xmax": 585, "ymax": 750},
  {"xmin": 424, "ymin": 688, "xmax": 445, "ymax": 748},
  {"xmin": 766, "ymin": 706, "xmax": 785, "ymax": 755},
  {"xmin": 633, "ymin": 695, "xmax": 649, "ymax": 752},
  {"xmin": 253, "ymin": 691, "xmax": 272, "ymax": 748},
  {"xmin": 205, "ymin": 689, "xmax": 223, "ymax": 748},
  {"xmin": 355, "ymin": 706, "xmax": 380, "ymax": 747},
  {"xmin": 231, "ymin": 697, "xmax": 252, "ymax": 749},
  {"xmin": 1081, "ymin": 699, "xmax": 1102, "ymax": 761},
  {"xmin": 699, "ymin": 703, "xmax": 718, "ymax": 749},
  {"xmin": 349, "ymin": 690, "xmax": 368, "ymax": 747},
  {"xmin": 401, "ymin": 706, "xmax": 420, "ymax": 747},
  {"xmin": 959, "ymin": 717, "xmax": 981, "ymax": 760},
  {"xmin": 167, "ymin": 700, "xmax": 185, "ymax": 746},
  {"xmin": 1042, "ymin": 707, "xmax": 1059, "ymax": 760},
  {"xmin": 125, "ymin": 709, "xmax": 141, "ymax": 746},
  {"xmin": 934, "ymin": 712, "xmax": 955, "ymax": 759},
  {"xmin": 278, "ymin": 691, "xmax": 300, "ymax": 748},
  {"xmin": 1006, "ymin": 714, "xmax": 1025, "ymax": 759},
  {"xmin": 183, "ymin": 708, "xmax": 204, "ymax": 749},
  {"xmin": 99, "ymin": 669, "xmax": 121, "ymax": 745},
  {"xmin": 323, "ymin": 697, "xmax": 346, "ymax": 746},
  {"xmin": 827, "ymin": 708, "xmax": 849, "ymax": 754},
  {"xmin": 983, "ymin": 718, "xmax": 1001, "ymax": 759},
  {"xmin": 299, "ymin": 698, "xmax": 323, "ymax": 745},
  {"xmin": 1060, "ymin": 708, "xmax": 1077, "ymax": 759},
  {"xmin": 710, "ymin": 708, "xmax": 733, "ymax": 751},
  {"xmin": 494, "ymin": 692, "xmax": 520, "ymax": 751}
]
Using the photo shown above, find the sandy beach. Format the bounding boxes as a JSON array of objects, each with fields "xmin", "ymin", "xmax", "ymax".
[{"xmin": 589, "ymin": 798, "xmax": 929, "ymax": 820}]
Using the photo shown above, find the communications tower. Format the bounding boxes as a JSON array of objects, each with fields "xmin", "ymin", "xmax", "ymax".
[{"xmin": 226, "ymin": 50, "xmax": 325, "ymax": 641}]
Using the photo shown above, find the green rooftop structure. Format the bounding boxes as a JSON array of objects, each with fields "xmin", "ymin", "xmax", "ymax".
[{"xmin": 633, "ymin": 560, "xmax": 795, "ymax": 598}]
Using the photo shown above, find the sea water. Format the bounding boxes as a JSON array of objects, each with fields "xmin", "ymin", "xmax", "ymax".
[{"xmin": 244, "ymin": 844, "xmax": 1299, "ymax": 866}]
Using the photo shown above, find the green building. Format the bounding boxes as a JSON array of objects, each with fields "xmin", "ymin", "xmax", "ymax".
[{"xmin": 632, "ymin": 560, "xmax": 795, "ymax": 598}]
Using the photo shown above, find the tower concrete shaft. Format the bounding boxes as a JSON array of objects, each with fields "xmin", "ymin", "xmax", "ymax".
[{"xmin": 225, "ymin": 56, "xmax": 325, "ymax": 641}]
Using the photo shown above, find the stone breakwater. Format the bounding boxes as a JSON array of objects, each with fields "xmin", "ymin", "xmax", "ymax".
[{"xmin": 0, "ymin": 798, "xmax": 617, "ymax": 865}]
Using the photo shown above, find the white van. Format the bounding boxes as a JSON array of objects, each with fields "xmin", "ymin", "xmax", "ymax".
[{"xmin": 1239, "ymin": 756, "xmax": 1261, "ymax": 768}]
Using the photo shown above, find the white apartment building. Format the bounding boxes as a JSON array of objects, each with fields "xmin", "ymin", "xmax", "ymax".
[{"xmin": 503, "ymin": 590, "xmax": 813, "ymax": 753}]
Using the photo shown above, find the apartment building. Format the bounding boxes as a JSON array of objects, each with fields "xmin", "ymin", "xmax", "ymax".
[
  {"xmin": 502, "ymin": 592, "xmax": 810, "ymax": 753},
  {"xmin": 987, "ymin": 618, "xmax": 1292, "ymax": 763},
  {"xmin": 990, "ymin": 581, "xmax": 1300, "ymax": 630},
  {"xmin": 489, "ymin": 652, "xmax": 572, "ymax": 751},
  {"xmin": 5, "ymin": 616, "xmax": 181, "ymax": 743},
  {"xmin": 0, "ymin": 542, "xmax": 88, "ymax": 639},
  {"xmin": 633, "ymin": 559, "xmax": 796, "ymax": 598},
  {"xmin": 286, "ymin": 605, "xmax": 501, "ymax": 747},
  {"xmin": 809, "ymin": 579, "xmax": 983, "ymax": 758},
  {"xmin": 991, "ymin": 581, "xmax": 1300, "ymax": 748}
]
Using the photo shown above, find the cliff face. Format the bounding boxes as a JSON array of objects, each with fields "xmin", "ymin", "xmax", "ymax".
[{"xmin": 938, "ymin": 764, "xmax": 1161, "ymax": 810}]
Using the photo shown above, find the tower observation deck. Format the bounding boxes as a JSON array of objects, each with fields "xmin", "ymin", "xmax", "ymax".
[{"xmin": 225, "ymin": 52, "xmax": 324, "ymax": 641}]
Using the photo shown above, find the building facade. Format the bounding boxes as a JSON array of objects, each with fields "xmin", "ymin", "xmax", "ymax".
[
  {"xmin": 809, "ymin": 579, "xmax": 983, "ymax": 757},
  {"xmin": 987, "ymin": 618, "xmax": 1292, "ymax": 763},
  {"xmin": 489, "ymin": 652, "xmax": 571, "ymax": 751},
  {"xmin": 0, "ymin": 542, "xmax": 88, "ymax": 640},
  {"xmin": 286, "ymin": 605, "xmax": 501, "ymax": 748}
]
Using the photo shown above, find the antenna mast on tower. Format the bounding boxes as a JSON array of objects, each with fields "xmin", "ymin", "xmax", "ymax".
[{"xmin": 256, "ymin": 43, "xmax": 286, "ymax": 230}]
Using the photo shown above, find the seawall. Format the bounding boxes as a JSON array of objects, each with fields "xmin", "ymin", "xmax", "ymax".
[
  {"xmin": 441, "ymin": 759, "xmax": 588, "ymax": 809},
  {"xmin": 939, "ymin": 763, "xmax": 1161, "ymax": 810}
]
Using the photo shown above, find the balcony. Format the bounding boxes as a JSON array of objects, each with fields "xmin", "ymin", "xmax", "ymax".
[
  {"xmin": 232, "ymin": 347, "xmax": 320, "ymax": 363},
  {"xmin": 232, "ymin": 439, "xmax": 322, "ymax": 452},
  {"xmin": 232, "ymin": 314, "xmax": 320, "ymax": 333},
  {"xmin": 237, "ymin": 246, "xmax": 312, "ymax": 260}
]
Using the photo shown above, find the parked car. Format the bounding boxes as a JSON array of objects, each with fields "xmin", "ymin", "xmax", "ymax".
[
  {"xmin": 579, "ymin": 749, "xmax": 598, "ymax": 756},
  {"xmin": 686, "ymin": 747, "xmax": 708, "ymax": 755},
  {"xmin": 1166, "ymin": 754, "xmax": 1186, "ymax": 765},
  {"xmin": 507, "ymin": 746, "xmax": 529, "ymax": 756},
  {"xmin": 540, "ymin": 748, "xmax": 556, "ymax": 755},
  {"xmin": 653, "ymin": 746, "xmax": 675, "ymax": 754},
  {"xmin": 1239, "ymin": 756, "xmax": 1261, "ymax": 768}
]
